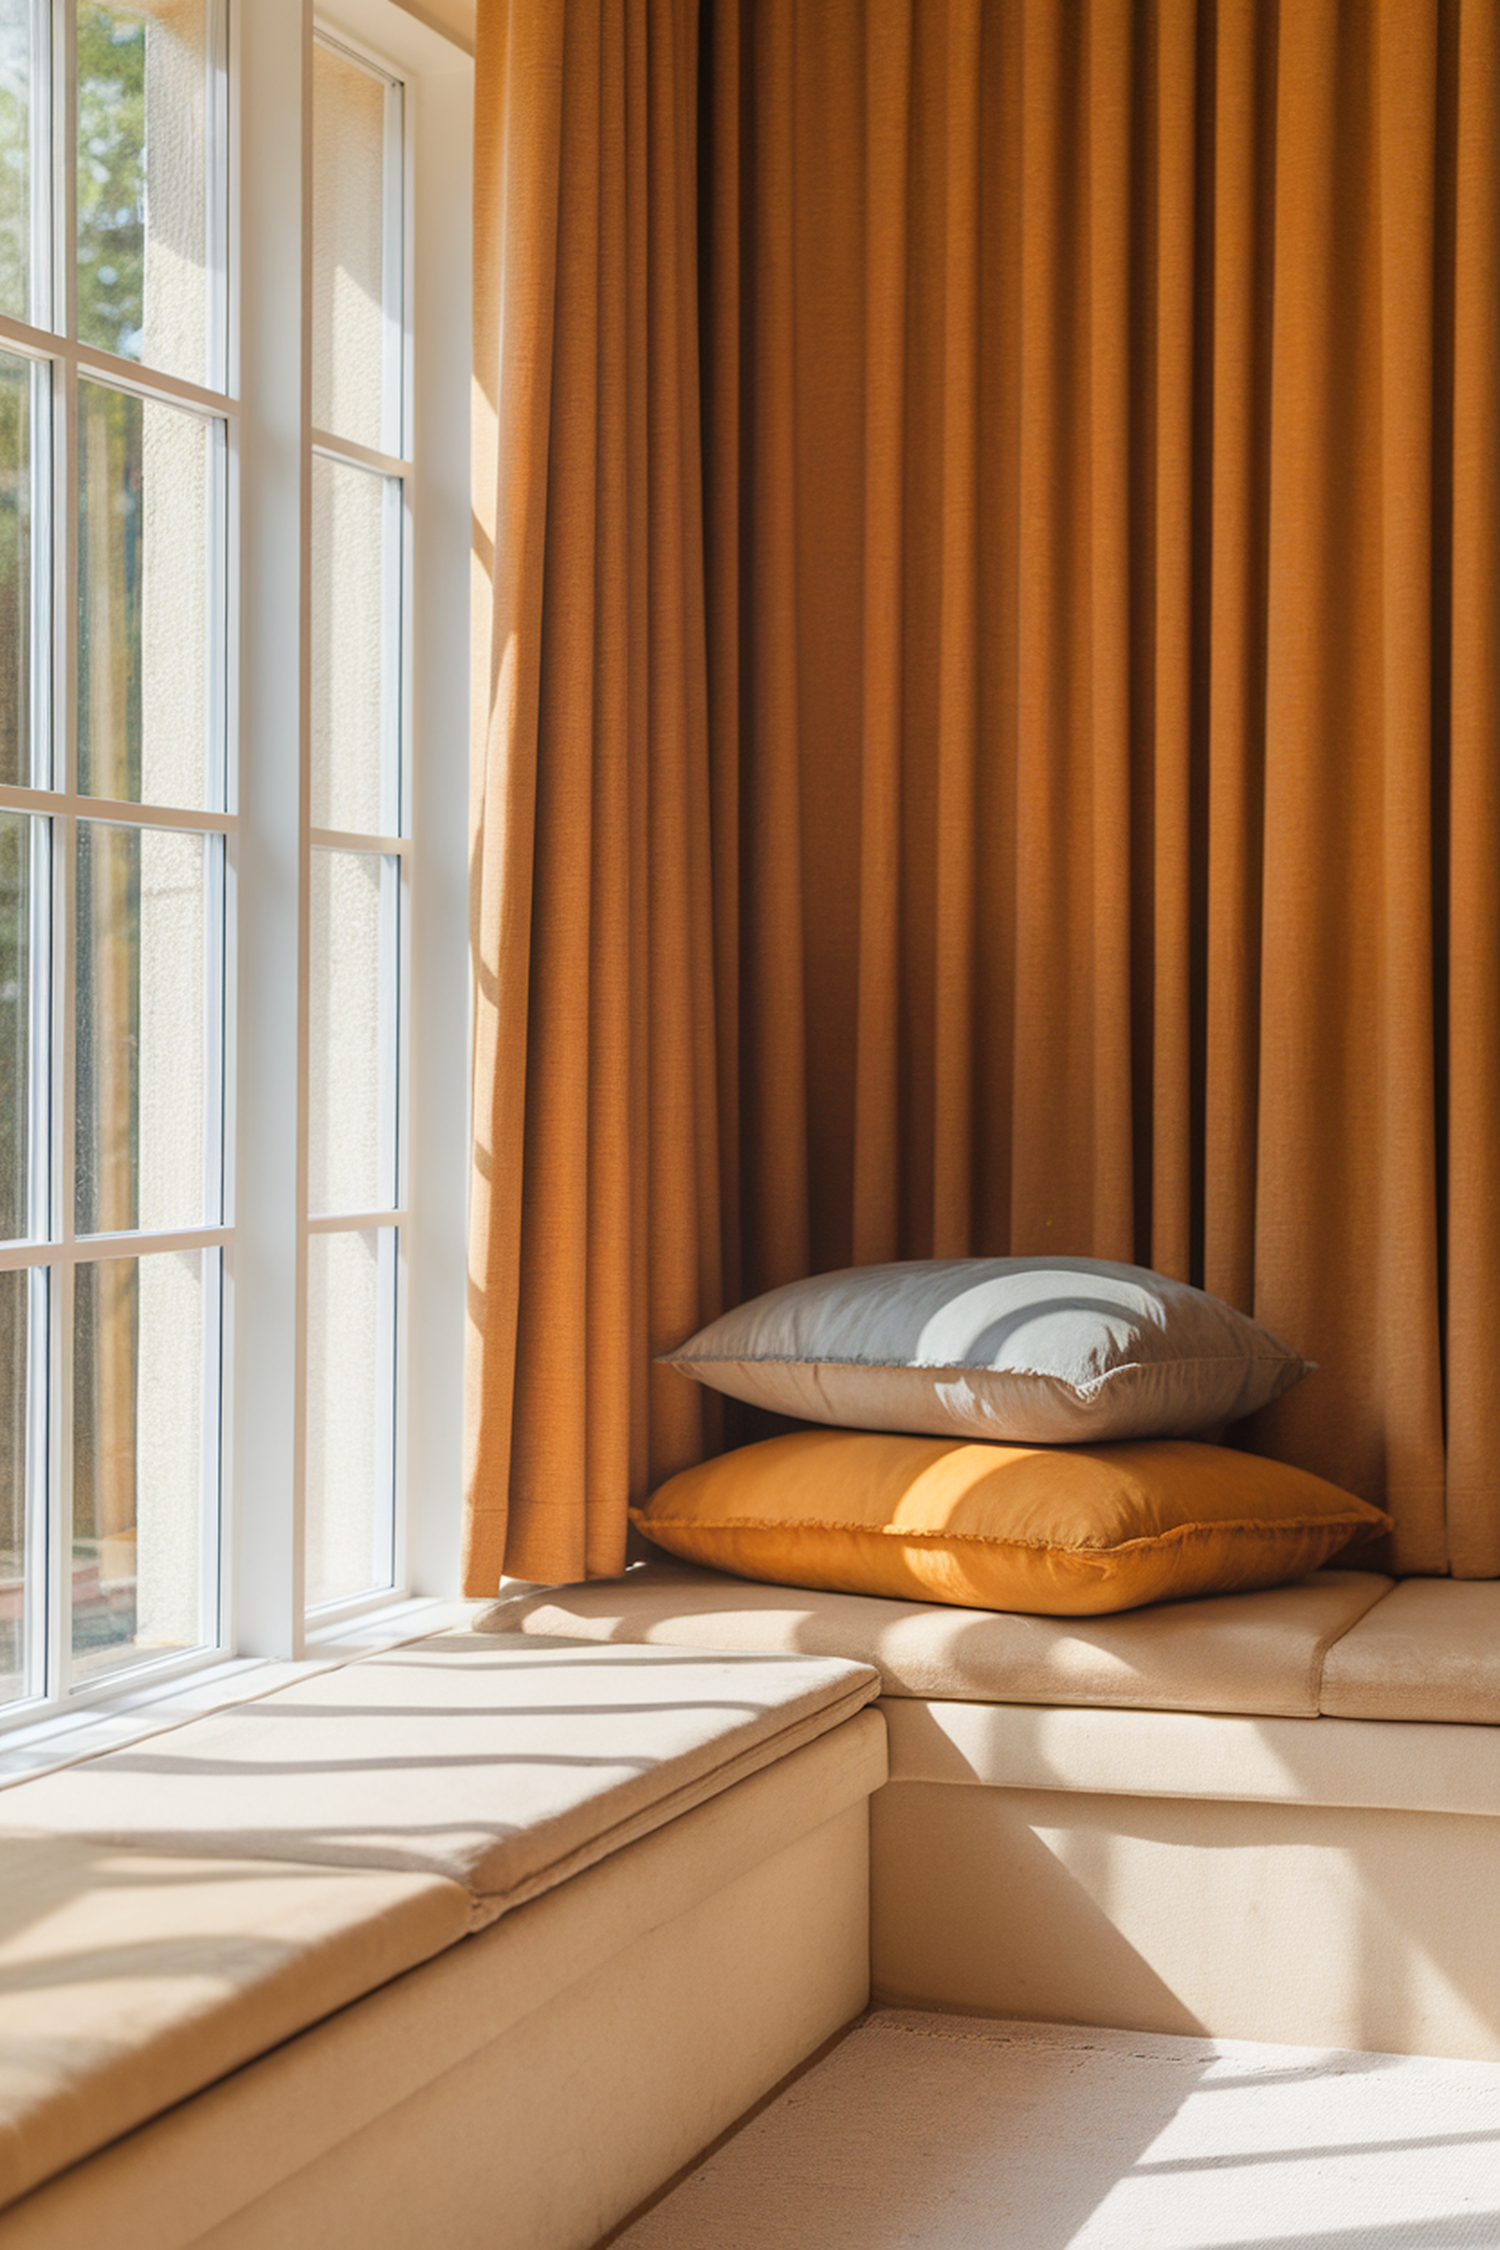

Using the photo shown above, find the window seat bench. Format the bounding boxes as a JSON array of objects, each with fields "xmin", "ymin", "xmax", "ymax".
[
  {"xmin": 0, "ymin": 1632, "xmax": 885, "ymax": 2249},
  {"xmin": 489, "ymin": 1564, "xmax": 1500, "ymax": 2066},
  {"xmin": 5, "ymin": 1563, "xmax": 1498, "ymax": 2245}
]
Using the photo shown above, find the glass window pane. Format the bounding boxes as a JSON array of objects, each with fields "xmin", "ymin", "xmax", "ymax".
[
  {"xmin": 0, "ymin": 1, "xmax": 33, "ymax": 328},
  {"xmin": 312, "ymin": 38, "xmax": 399, "ymax": 454},
  {"xmin": 309, "ymin": 847, "xmax": 398, "ymax": 1216},
  {"xmin": 72, "ymin": 1248, "xmax": 209, "ymax": 1681},
  {"xmin": 0, "ymin": 1267, "xmax": 31, "ymax": 1706},
  {"xmin": 77, "ymin": 0, "xmax": 212, "ymax": 384},
  {"xmin": 0, "ymin": 811, "xmax": 31, "ymax": 1242},
  {"xmin": 0, "ymin": 350, "xmax": 31, "ymax": 789},
  {"xmin": 311, "ymin": 453, "xmax": 400, "ymax": 835},
  {"xmin": 306, "ymin": 1227, "xmax": 395, "ymax": 1610},
  {"xmin": 78, "ymin": 377, "xmax": 215, "ymax": 808},
  {"xmin": 76, "ymin": 821, "xmax": 208, "ymax": 1236}
]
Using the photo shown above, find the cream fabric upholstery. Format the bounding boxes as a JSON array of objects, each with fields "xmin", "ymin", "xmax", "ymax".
[
  {"xmin": 1320, "ymin": 1578, "xmax": 1500, "ymax": 1723},
  {"xmin": 0, "ymin": 1632, "xmax": 879, "ymax": 1926},
  {"xmin": 0, "ymin": 1832, "xmax": 469, "ymax": 2213},
  {"xmin": 194, "ymin": 1805, "xmax": 872, "ymax": 2250},
  {"xmin": 0, "ymin": 1716, "xmax": 885, "ymax": 2250},
  {"xmin": 872, "ymin": 1779, "xmax": 1500, "ymax": 2062},
  {"xmin": 484, "ymin": 1562, "xmax": 1394, "ymax": 1718},
  {"xmin": 882, "ymin": 1697, "xmax": 1500, "ymax": 1816}
]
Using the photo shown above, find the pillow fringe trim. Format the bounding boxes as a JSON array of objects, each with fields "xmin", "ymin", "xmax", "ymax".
[{"xmin": 629, "ymin": 1510, "xmax": 1390, "ymax": 1559}]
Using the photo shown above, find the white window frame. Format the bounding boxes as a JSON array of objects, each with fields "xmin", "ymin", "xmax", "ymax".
[
  {"xmin": 0, "ymin": 0, "xmax": 473, "ymax": 1759},
  {"xmin": 0, "ymin": 0, "xmax": 237, "ymax": 1713},
  {"xmin": 233, "ymin": 0, "xmax": 472, "ymax": 1663}
]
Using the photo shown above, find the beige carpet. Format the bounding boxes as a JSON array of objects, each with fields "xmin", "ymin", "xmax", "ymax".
[{"xmin": 614, "ymin": 2010, "xmax": 1500, "ymax": 2248}]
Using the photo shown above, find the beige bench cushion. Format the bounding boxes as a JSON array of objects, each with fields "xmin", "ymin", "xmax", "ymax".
[
  {"xmin": 0, "ymin": 1831, "xmax": 468, "ymax": 2213},
  {"xmin": 0, "ymin": 1715, "xmax": 888, "ymax": 2250},
  {"xmin": 1320, "ymin": 1579, "xmax": 1500, "ymax": 1723},
  {"xmin": 0, "ymin": 1632, "xmax": 879, "ymax": 1924},
  {"xmin": 482, "ymin": 1562, "xmax": 1395, "ymax": 1718}
]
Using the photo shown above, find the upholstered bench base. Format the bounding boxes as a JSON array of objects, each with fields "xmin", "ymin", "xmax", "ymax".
[
  {"xmin": 492, "ymin": 1561, "xmax": 1500, "ymax": 2065},
  {"xmin": 872, "ymin": 1771, "xmax": 1500, "ymax": 2060},
  {"xmin": 0, "ymin": 1712, "xmax": 884, "ymax": 2250},
  {"xmin": 867, "ymin": 1696, "xmax": 1500, "ymax": 2056},
  {"xmin": 0, "ymin": 1625, "xmax": 884, "ymax": 2244}
]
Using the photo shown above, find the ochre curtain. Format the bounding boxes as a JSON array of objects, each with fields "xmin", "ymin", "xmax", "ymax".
[
  {"xmin": 467, "ymin": 0, "xmax": 720, "ymax": 1589},
  {"xmin": 469, "ymin": 0, "xmax": 1500, "ymax": 1591}
]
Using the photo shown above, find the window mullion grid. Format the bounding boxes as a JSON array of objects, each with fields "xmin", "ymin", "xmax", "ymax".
[
  {"xmin": 306, "ymin": 825, "xmax": 404, "ymax": 856},
  {"xmin": 57, "ymin": 785, "xmax": 230, "ymax": 1700},
  {"xmin": 22, "ymin": 1262, "xmax": 50, "ymax": 1704},
  {"xmin": 381, "ymin": 73, "xmax": 403, "ymax": 460},
  {"xmin": 48, "ymin": 0, "xmax": 78, "ymax": 1692},
  {"xmin": 388, "ymin": 1018, "xmax": 407, "ymax": 1613},
  {"xmin": 11, "ymin": 0, "xmax": 239, "ymax": 1713},
  {"xmin": 305, "ymin": 424, "xmax": 407, "ymax": 866},
  {"xmin": 302, "ymin": 384, "xmax": 409, "ymax": 1616},
  {"xmin": 199, "ymin": 1244, "xmax": 225, "ymax": 1662},
  {"xmin": 21, "ymin": 808, "xmax": 49, "ymax": 1702},
  {"xmin": 0, "ymin": 13, "xmax": 231, "ymax": 1729},
  {"xmin": 46, "ymin": 239, "xmax": 75, "ymax": 1692},
  {"xmin": 0, "ymin": 1230, "xmax": 231, "ymax": 1271},
  {"xmin": 48, "ymin": 796, "xmax": 71, "ymax": 1703},
  {"xmin": 206, "ymin": 0, "xmax": 230, "ymax": 400},
  {"xmin": 0, "ymin": 319, "xmax": 245, "ymax": 423},
  {"xmin": 203, "ymin": 475, "xmax": 231, "ymax": 1642},
  {"xmin": 21, "ymin": 342, "xmax": 56, "ymax": 1690},
  {"xmin": 50, "ymin": 0, "xmax": 72, "ymax": 346},
  {"xmin": 394, "ymin": 296, "xmax": 414, "ymax": 1600},
  {"xmin": 0, "ymin": 787, "xmax": 236, "ymax": 833},
  {"xmin": 388, "ymin": 458, "xmax": 410, "ymax": 1607},
  {"xmin": 382, "ymin": 461, "xmax": 404, "ymax": 836},
  {"xmin": 26, "ymin": 357, "xmax": 51, "ymax": 794},
  {"xmin": 392, "ymin": 59, "xmax": 418, "ymax": 1605},
  {"xmin": 26, "ymin": 0, "xmax": 51, "ymax": 332}
]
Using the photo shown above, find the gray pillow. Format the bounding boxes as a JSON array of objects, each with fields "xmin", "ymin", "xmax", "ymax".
[{"xmin": 662, "ymin": 1257, "xmax": 1312, "ymax": 1444}]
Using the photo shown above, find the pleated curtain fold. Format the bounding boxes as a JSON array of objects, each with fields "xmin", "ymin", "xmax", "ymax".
[
  {"xmin": 468, "ymin": 0, "xmax": 1500, "ymax": 1592},
  {"xmin": 467, "ymin": 0, "xmax": 720, "ymax": 1590}
]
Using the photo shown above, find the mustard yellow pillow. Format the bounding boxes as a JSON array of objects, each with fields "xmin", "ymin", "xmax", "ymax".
[{"xmin": 631, "ymin": 1430, "xmax": 1391, "ymax": 1616}]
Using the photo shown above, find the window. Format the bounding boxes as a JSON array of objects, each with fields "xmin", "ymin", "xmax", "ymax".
[
  {"xmin": 0, "ymin": 0, "xmax": 231, "ymax": 1707},
  {"xmin": 305, "ymin": 30, "xmax": 407, "ymax": 1614},
  {"xmin": 0, "ymin": 0, "xmax": 471, "ymax": 1730}
]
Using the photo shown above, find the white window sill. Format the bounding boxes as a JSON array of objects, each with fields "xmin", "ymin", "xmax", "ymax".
[{"xmin": 0, "ymin": 1594, "xmax": 490, "ymax": 1788}]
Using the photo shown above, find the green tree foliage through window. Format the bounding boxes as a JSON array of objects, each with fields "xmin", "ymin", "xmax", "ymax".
[
  {"xmin": 0, "ymin": 0, "xmax": 29, "ymax": 324},
  {"xmin": 78, "ymin": 6, "xmax": 146, "ymax": 360}
]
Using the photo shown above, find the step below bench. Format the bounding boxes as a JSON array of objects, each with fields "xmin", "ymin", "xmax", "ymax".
[
  {"xmin": 0, "ymin": 1631, "xmax": 886, "ymax": 2249},
  {"xmin": 490, "ymin": 1565, "xmax": 1500, "ymax": 2067}
]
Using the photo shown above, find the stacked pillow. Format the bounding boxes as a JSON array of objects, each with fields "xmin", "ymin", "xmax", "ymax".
[{"xmin": 637, "ymin": 1258, "xmax": 1389, "ymax": 1616}]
